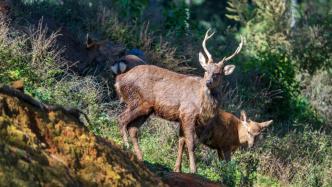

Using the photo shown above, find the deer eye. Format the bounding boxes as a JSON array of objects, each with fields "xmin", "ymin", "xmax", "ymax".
[{"xmin": 212, "ymin": 74, "xmax": 220, "ymax": 79}]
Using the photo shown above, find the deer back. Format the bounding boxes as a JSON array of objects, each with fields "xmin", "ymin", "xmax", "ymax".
[{"xmin": 115, "ymin": 65, "xmax": 203, "ymax": 116}]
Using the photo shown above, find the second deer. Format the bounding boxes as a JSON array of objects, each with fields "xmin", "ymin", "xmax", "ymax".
[
  {"xmin": 174, "ymin": 110, "xmax": 273, "ymax": 172},
  {"xmin": 115, "ymin": 29, "xmax": 243, "ymax": 173}
]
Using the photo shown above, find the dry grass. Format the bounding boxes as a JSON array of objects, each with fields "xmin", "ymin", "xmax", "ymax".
[
  {"xmin": 0, "ymin": 17, "xmax": 8, "ymax": 41},
  {"xmin": 259, "ymin": 153, "xmax": 296, "ymax": 183},
  {"xmin": 139, "ymin": 23, "xmax": 193, "ymax": 73},
  {"xmin": 260, "ymin": 152, "xmax": 332, "ymax": 186},
  {"xmin": 257, "ymin": 130, "xmax": 332, "ymax": 186},
  {"xmin": 0, "ymin": 16, "xmax": 114, "ymax": 129},
  {"xmin": 99, "ymin": 9, "xmax": 194, "ymax": 73},
  {"xmin": 28, "ymin": 19, "xmax": 65, "ymax": 79},
  {"xmin": 298, "ymin": 70, "xmax": 332, "ymax": 127},
  {"xmin": 0, "ymin": 17, "xmax": 26, "ymax": 54},
  {"xmin": 219, "ymin": 77, "xmax": 282, "ymax": 119},
  {"xmin": 0, "ymin": 17, "xmax": 29, "ymax": 83}
]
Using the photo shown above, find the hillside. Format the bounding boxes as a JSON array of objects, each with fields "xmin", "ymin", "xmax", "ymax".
[{"xmin": 0, "ymin": 88, "xmax": 165, "ymax": 186}]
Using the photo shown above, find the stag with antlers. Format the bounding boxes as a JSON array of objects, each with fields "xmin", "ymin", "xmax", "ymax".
[{"xmin": 114, "ymin": 29, "xmax": 244, "ymax": 173}]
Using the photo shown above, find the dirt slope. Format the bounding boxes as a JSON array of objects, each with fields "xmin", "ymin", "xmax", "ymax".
[{"xmin": 0, "ymin": 91, "xmax": 166, "ymax": 186}]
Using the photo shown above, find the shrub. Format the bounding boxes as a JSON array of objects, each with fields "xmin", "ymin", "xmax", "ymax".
[
  {"xmin": 225, "ymin": 0, "xmax": 324, "ymax": 125},
  {"xmin": 0, "ymin": 18, "xmax": 34, "ymax": 85},
  {"xmin": 258, "ymin": 129, "xmax": 332, "ymax": 186}
]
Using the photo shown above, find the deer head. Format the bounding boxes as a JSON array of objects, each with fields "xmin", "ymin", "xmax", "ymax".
[
  {"xmin": 199, "ymin": 29, "xmax": 244, "ymax": 89},
  {"xmin": 240, "ymin": 111, "xmax": 273, "ymax": 148},
  {"xmin": 85, "ymin": 34, "xmax": 126, "ymax": 65}
]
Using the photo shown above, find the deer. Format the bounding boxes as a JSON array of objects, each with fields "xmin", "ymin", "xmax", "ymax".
[
  {"xmin": 84, "ymin": 35, "xmax": 146, "ymax": 75},
  {"xmin": 114, "ymin": 29, "xmax": 244, "ymax": 173},
  {"xmin": 174, "ymin": 110, "xmax": 273, "ymax": 172}
]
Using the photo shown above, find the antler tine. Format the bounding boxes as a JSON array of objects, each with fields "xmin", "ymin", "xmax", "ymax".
[
  {"xmin": 222, "ymin": 36, "xmax": 244, "ymax": 62},
  {"xmin": 202, "ymin": 28, "xmax": 215, "ymax": 63}
]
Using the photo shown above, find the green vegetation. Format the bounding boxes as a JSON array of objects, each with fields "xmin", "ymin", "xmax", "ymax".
[{"xmin": 1, "ymin": 0, "xmax": 331, "ymax": 186}]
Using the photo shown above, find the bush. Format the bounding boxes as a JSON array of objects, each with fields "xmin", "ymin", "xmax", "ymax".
[
  {"xmin": 0, "ymin": 18, "xmax": 35, "ymax": 85},
  {"xmin": 0, "ymin": 16, "xmax": 114, "ymax": 141},
  {"xmin": 224, "ymin": 0, "xmax": 325, "ymax": 126},
  {"xmin": 258, "ymin": 129, "xmax": 332, "ymax": 186}
]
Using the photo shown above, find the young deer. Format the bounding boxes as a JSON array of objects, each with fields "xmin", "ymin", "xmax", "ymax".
[
  {"xmin": 174, "ymin": 110, "xmax": 273, "ymax": 172},
  {"xmin": 115, "ymin": 29, "xmax": 243, "ymax": 173}
]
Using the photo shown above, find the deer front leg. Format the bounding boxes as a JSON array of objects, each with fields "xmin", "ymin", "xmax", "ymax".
[
  {"xmin": 197, "ymin": 122, "xmax": 214, "ymax": 145},
  {"xmin": 217, "ymin": 149, "xmax": 225, "ymax": 161},
  {"xmin": 223, "ymin": 150, "xmax": 232, "ymax": 162},
  {"xmin": 183, "ymin": 124, "xmax": 196, "ymax": 173},
  {"xmin": 174, "ymin": 127, "xmax": 186, "ymax": 172},
  {"xmin": 174, "ymin": 126, "xmax": 185, "ymax": 172}
]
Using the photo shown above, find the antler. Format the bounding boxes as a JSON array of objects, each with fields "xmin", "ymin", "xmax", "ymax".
[
  {"xmin": 202, "ymin": 28, "xmax": 215, "ymax": 64},
  {"xmin": 218, "ymin": 36, "xmax": 244, "ymax": 66}
]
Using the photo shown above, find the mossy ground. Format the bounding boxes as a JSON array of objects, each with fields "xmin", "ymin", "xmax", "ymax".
[{"xmin": 0, "ymin": 93, "xmax": 165, "ymax": 186}]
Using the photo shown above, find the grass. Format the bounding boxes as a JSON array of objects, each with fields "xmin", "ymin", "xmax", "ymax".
[{"xmin": 255, "ymin": 174, "xmax": 280, "ymax": 187}]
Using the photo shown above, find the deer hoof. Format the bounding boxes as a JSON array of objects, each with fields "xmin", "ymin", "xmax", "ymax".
[
  {"xmin": 123, "ymin": 142, "xmax": 130, "ymax": 149},
  {"xmin": 173, "ymin": 166, "xmax": 181, "ymax": 173}
]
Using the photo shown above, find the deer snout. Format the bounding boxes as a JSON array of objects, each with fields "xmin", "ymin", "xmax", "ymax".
[
  {"xmin": 206, "ymin": 79, "xmax": 213, "ymax": 87},
  {"xmin": 247, "ymin": 138, "xmax": 254, "ymax": 148}
]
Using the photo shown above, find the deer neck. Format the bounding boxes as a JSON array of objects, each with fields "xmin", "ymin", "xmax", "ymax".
[{"xmin": 197, "ymin": 83, "xmax": 219, "ymax": 125}]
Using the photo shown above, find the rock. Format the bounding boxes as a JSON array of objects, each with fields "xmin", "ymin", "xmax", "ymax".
[{"xmin": 161, "ymin": 172, "xmax": 224, "ymax": 187}]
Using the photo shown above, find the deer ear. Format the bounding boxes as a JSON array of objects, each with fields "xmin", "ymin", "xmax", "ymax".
[
  {"xmin": 86, "ymin": 34, "xmax": 96, "ymax": 49},
  {"xmin": 240, "ymin": 110, "xmax": 247, "ymax": 122},
  {"xmin": 223, "ymin": 65, "xmax": 236, "ymax": 75},
  {"xmin": 199, "ymin": 52, "xmax": 208, "ymax": 70},
  {"xmin": 259, "ymin": 120, "xmax": 273, "ymax": 128},
  {"xmin": 119, "ymin": 61, "xmax": 127, "ymax": 73}
]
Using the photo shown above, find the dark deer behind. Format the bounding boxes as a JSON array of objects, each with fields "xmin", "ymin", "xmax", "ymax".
[
  {"xmin": 115, "ymin": 29, "xmax": 243, "ymax": 173},
  {"xmin": 84, "ymin": 35, "xmax": 145, "ymax": 75}
]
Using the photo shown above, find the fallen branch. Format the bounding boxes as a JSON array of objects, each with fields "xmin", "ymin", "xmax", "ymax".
[{"xmin": 0, "ymin": 85, "xmax": 91, "ymax": 126}]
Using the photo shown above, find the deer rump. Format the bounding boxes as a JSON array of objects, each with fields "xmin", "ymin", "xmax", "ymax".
[
  {"xmin": 111, "ymin": 55, "xmax": 146, "ymax": 75},
  {"xmin": 115, "ymin": 65, "xmax": 202, "ymax": 121}
]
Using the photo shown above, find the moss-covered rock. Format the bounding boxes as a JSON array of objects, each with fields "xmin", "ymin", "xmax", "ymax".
[{"xmin": 0, "ymin": 93, "xmax": 166, "ymax": 186}]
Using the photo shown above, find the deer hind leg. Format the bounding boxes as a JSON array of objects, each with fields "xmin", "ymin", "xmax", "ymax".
[
  {"xmin": 223, "ymin": 149, "xmax": 231, "ymax": 162},
  {"xmin": 174, "ymin": 127, "xmax": 186, "ymax": 172},
  {"xmin": 217, "ymin": 149, "xmax": 225, "ymax": 161},
  {"xmin": 119, "ymin": 103, "xmax": 152, "ymax": 148},
  {"xmin": 128, "ymin": 115, "xmax": 148, "ymax": 161}
]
